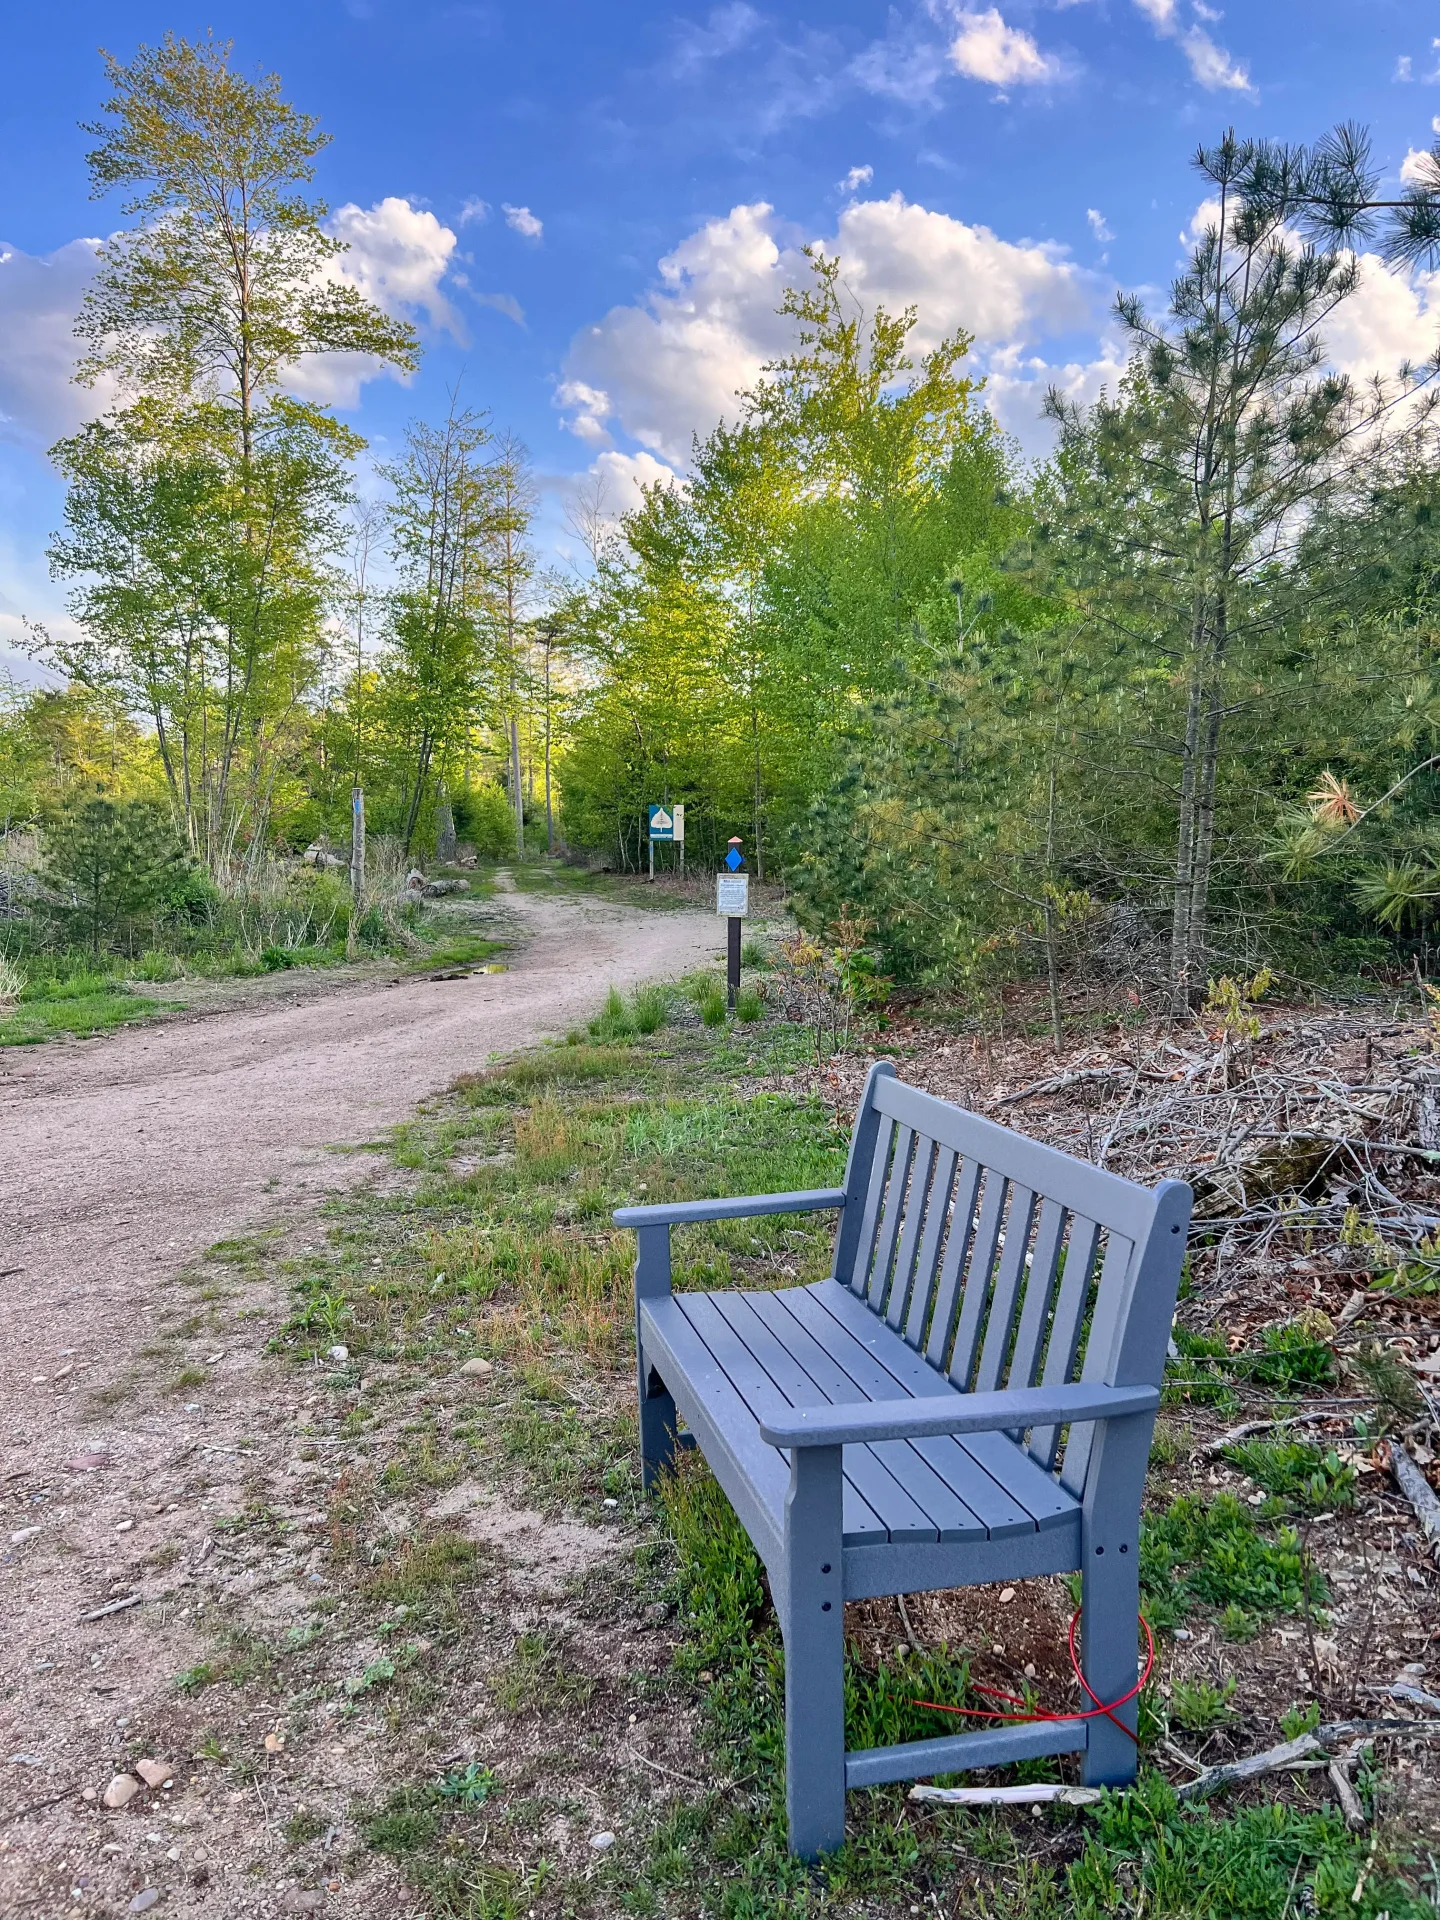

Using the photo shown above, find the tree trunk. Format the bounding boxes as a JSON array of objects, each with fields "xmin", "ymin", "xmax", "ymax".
[
  {"xmin": 510, "ymin": 716, "xmax": 525, "ymax": 856},
  {"xmin": 435, "ymin": 785, "xmax": 457, "ymax": 863}
]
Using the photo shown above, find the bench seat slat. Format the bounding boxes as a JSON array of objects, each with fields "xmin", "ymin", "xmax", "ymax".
[
  {"xmin": 670, "ymin": 1293, "xmax": 891, "ymax": 1547},
  {"xmin": 637, "ymin": 1295, "xmax": 789, "ymax": 1559},
  {"xmin": 805, "ymin": 1281, "xmax": 1079, "ymax": 1531},
  {"xmin": 702, "ymin": 1294, "xmax": 941, "ymax": 1543},
  {"xmin": 735, "ymin": 1292, "xmax": 987, "ymax": 1543},
  {"xmin": 772, "ymin": 1286, "xmax": 1043, "ymax": 1540}
]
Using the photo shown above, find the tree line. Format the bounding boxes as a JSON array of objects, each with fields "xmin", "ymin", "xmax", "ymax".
[{"xmin": 11, "ymin": 34, "xmax": 1440, "ymax": 1016}]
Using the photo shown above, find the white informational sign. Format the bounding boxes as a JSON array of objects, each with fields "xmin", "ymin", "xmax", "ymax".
[
  {"xmin": 672, "ymin": 804, "xmax": 685, "ymax": 843},
  {"xmin": 716, "ymin": 873, "xmax": 749, "ymax": 917}
]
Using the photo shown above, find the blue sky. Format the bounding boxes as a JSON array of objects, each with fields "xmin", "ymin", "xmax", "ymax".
[{"xmin": 4, "ymin": 1, "xmax": 1440, "ymax": 675}]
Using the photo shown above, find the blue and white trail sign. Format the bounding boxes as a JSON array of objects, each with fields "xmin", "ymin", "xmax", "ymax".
[{"xmin": 648, "ymin": 804, "xmax": 684, "ymax": 842}]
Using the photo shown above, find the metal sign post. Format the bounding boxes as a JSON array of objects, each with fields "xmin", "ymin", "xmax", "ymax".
[{"xmin": 717, "ymin": 837, "xmax": 747, "ymax": 1009}]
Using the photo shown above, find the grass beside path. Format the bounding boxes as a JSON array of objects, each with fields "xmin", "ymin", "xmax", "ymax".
[{"xmin": 235, "ymin": 982, "xmax": 1437, "ymax": 1920}]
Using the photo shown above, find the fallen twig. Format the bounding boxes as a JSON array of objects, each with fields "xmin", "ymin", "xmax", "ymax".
[
  {"xmin": 1178, "ymin": 1718, "xmax": 1440, "ymax": 1801},
  {"xmin": 1378, "ymin": 1440, "xmax": 1440, "ymax": 1564},
  {"xmin": 1326, "ymin": 1741, "xmax": 1368, "ymax": 1831},
  {"xmin": 909, "ymin": 1783, "xmax": 1103, "ymax": 1808},
  {"xmin": 995, "ymin": 1066, "xmax": 1132, "ymax": 1107},
  {"xmin": 76, "ymin": 1594, "xmax": 141, "ymax": 1622},
  {"xmin": 0, "ymin": 1784, "xmax": 80, "ymax": 1828},
  {"xmin": 896, "ymin": 1592, "xmax": 925, "ymax": 1655},
  {"xmin": 1202, "ymin": 1406, "xmax": 1366, "ymax": 1455}
]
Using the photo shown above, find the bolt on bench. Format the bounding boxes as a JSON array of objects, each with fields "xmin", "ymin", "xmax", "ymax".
[{"xmin": 615, "ymin": 1062, "xmax": 1191, "ymax": 1858}]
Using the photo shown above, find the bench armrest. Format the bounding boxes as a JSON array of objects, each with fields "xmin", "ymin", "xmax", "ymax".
[
  {"xmin": 613, "ymin": 1188, "xmax": 847, "ymax": 1229},
  {"xmin": 757, "ymin": 1382, "xmax": 1161, "ymax": 1449}
]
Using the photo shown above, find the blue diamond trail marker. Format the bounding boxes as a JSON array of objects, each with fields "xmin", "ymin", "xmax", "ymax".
[{"xmin": 724, "ymin": 844, "xmax": 743, "ymax": 871}]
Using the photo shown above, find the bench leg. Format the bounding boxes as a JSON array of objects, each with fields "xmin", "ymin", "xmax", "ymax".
[
  {"xmin": 1079, "ymin": 1430, "xmax": 1145, "ymax": 1788},
  {"xmin": 637, "ymin": 1362, "xmax": 680, "ymax": 1492},
  {"xmin": 781, "ymin": 1447, "xmax": 846, "ymax": 1859}
]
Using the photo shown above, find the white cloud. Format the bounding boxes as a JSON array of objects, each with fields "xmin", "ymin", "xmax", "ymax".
[
  {"xmin": 556, "ymin": 194, "xmax": 1097, "ymax": 465},
  {"xmin": 329, "ymin": 198, "xmax": 461, "ymax": 333},
  {"xmin": 1401, "ymin": 147, "xmax": 1438, "ymax": 187},
  {"xmin": 0, "ymin": 237, "xmax": 110, "ymax": 450},
  {"xmin": 554, "ymin": 380, "xmax": 615, "ymax": 446},
  {"xmin": 669, "ymin": 2, "xmax": 762, "ymax": 76},
  {"xmin": 1087, "ymin": 208, "xmax": 1114, "ymax": 243},
  {"xmin": 291, "ymin": 197, "xmax": 463, "ymax": 405},
  {"xmin": 1396, "ymin": 55, "xmax": 1413, "ymax": 82},
  {"xmin": 945, "ymin": 8, "xmax": 1064, "ymax": 86},
  {"xmin": 1134, "ymin": 0, "xmax": 1253, "ymax": 95},
  {"xmin": 1324, "ymin": 253, "xmax": 1440, "ymax": 385},
  {"xmin": 473, "ymin": 290, "xmax": 525, "ymax": 325},
  {"xmin": 458, "ymin": 197, "xmax": 490, "ymax": 226},
  {"xmin": 1179, "ymin": 26, "xmax": 1251, "ymax": 92},
  {"xmin": 841, "ymin": 164, "xmax": 874, "ymax": 193},
  {"xmin": 503, "ymin": 204, "xmax": 543, "ymax": 241},
  {"xmin": 586, "ymin": 449, "xmax": 682, "ymax": 517}
]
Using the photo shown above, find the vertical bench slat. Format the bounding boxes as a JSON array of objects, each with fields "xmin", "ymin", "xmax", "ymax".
[
  {"xmin": 923, "ymin": 1156, "xmax": 982, "ymax": 1369},
  {"xmin": 903, "ymin": 1145, "xmax": 958, "ymax": 1351},
  {"xmin": 848, "ymin": 1115, "xmax": 897, "ymax": 1296},
  {"xmin": 1027, "ymin": 1215, "xmax": 1102, "ymax": 1472},
  {"xmin": 885, "ymin": 1137, "xmax": 937, "ymax": 1333},
  {"xmin": 866, "ymin": 1125, "xmax": 915, "ymax": 1313},
  {"xmin": 1059, "ymin": 1230, "xmax": 1138, "ymax": 1498},
  {"xmin": 948, "ymin": 1172, "xmax": 1008, "ymax": 1390},
  {"xmin": 973, "ymin": 1185, "xmax": 1037, "ymax": 1396},
  {"xmin": 1007, "ymin": 1198, "xmax": 1068, "ymax": 1393}
]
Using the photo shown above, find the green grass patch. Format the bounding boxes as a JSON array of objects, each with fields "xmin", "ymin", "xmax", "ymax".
[
  {"xmin": 1221, "ymin": 1438, "xmax": 1357, "ymax": 1512},
  {"xmin": 1141, "ymin": 1491, "xmax": 1325, "ymax": 1637},
  {"xmin": 0, "ymin": 975, "xmax": 164, "ymax": 1045}
]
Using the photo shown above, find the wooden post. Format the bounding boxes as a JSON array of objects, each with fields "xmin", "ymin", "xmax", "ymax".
[{"xmin": 728, "ymin": 915, "xmax": 741, "ymax": 1010}]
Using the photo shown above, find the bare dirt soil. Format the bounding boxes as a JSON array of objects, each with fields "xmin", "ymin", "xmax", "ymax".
[{"xmin": 0, "ymin": 878, "xmax": 721, "ymax": 1918}]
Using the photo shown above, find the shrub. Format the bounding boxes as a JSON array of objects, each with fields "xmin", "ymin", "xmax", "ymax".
[
  {"xmin": 700, "ymin": 986, "xmax": 727, "ymax": 1027},
  {"xmin": 735, "ymin": 986, "xmax": 764, "ymax": 1023},
  {"xmin": 452, "ymin": 781, "xmax": 516, "ymax": 860},
  {"xmin": 41, "ymin": 797, "xmax": 193, "ymax": 955},
  {"xmin": 1221, "ymin": 1438, "xmax": 1357, "ymax": 1511}
]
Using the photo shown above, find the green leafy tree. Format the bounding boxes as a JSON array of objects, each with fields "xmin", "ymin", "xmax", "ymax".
[{"xmin": 76, "ymin": 31, "xmax": 416, "ymax": 463}]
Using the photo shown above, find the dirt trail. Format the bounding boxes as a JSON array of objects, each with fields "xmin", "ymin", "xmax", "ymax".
[
  {"xmin": 0, "ymin": 881, "xmax": 720, "ymax": 1916},
  {"xmin": 0, "ymin": 883, "xmax": 719, "ymax": 1435}
]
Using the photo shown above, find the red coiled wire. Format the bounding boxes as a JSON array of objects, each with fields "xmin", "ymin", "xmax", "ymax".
[{"xmin": 913, "ymin": 1609, "xmax": 1155, "ymax": 1744}]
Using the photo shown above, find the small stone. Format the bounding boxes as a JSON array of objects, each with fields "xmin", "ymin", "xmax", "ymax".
[
  {"xmin": 103, "ymin": 1773, "xmax": 141, "ymax": 1809},
  {"xmin": 998, "ymin": 1588, "xmax": 1016, "ymax": 1604},
  {"xmin": 642, "ymin": 1602, "xmax": 670, "ymax": 1624},
  {"xmin": 603, "ymin": 1497, "xmax": 618, "ymax": 1509},
  {"xmin": 327, "ymin": 1346, "xmax": 348, "ymax": 1363},
  {"xmin": 128, "ymin": 1893, "xmax": 160, "ymax": 1914},
  {"xmin": 459, "ymin": 1357, "xmax": 492, "ymax": 1377},
  {"xmin": 135, "ymin": 1759, "xmax": 173, "ymax": 1788},
  {"xmin": 115, "ymin": 1519, "xmax": 135, "ymax": 1533},
  {"xmin": 589, "ymin": 1831, "xmax": 615, "ymax": 1851},
  {"xmin": 1023, "ymin": 1662, "xmax": 1036, "ymax": 1678},
  {"xmin": 264, "ymin": 1733, "xmax": 285, "ymax": 1754},
  {"xmin": 66, "ymin": 1452, "xmax": 110, "ymax": 1473},
  {"xmin": 9, "ymin": 1526, "xmax": 41, "ymax": 1545},
  {"xmin": 82, "ymin": 1788, "xmax": 97, "ymax": 1803}
]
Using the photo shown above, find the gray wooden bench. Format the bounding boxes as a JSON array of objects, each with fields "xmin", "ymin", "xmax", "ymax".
[{"xmin": 614, "ymin": 1061, "xmax": 1191, "ymax": 1858}]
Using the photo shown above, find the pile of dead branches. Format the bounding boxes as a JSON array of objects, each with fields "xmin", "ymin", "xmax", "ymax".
[{"xmin": 990, "ymin": 1013, "xmax": 1440, "ymax": 1268}]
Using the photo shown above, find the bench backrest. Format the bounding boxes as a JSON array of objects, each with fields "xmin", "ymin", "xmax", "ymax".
[{"xmin": 834, "ymin": 1063, "xmax": 1190, "ymax": 1495}]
